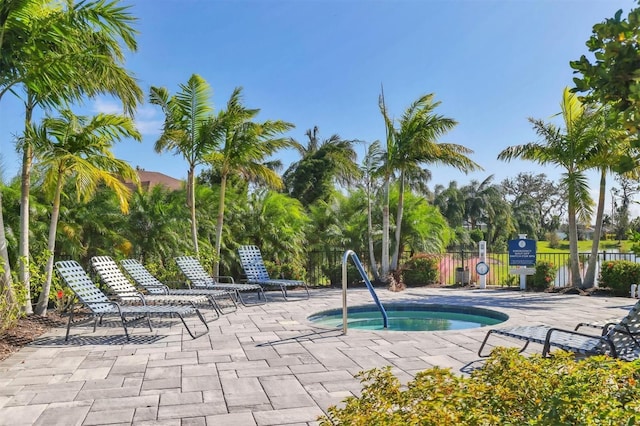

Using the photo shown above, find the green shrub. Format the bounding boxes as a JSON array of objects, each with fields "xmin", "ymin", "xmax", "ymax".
[
  {"xmin": 545, "ymin": 231, "xmax": 560, "ymax": 249},
  {"xmin": 531, "ymin": 260, "xmax": 557, "ymax": 291},
  {"xmin": 400, "ymin": 253, "xmax": 440, "ymax": 286},
  {"xmin": 328, "ymin": 263, "xmax": 361, "ymax": 286},
  {"xmin": 320, "ymin": 348, "xmax": 640, "ymax": 425},
  {"xmin": 264, "ymin": 260, "xmax": 307, "ymax": 281},
  {"xmin": 600, "ymin": 260, "xmax": 640, "ymax": 296}
]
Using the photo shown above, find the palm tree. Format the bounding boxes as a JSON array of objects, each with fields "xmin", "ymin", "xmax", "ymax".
[
  {"xmin": 149, "ymin": 74, "xmax": 217, "ymax": 256},
  {"xmin": 204, "ymin": 87, "xmax": 294, "ymax": 276},
  {"xmin": 498, "ymin": 88, "xmax": 599, "ymax": 288},
  {"xmin": 31, "ymin": 110, "xmax": 140, "ymax": 316},
  {"xmin": 283, "ymin": 126, "xmax": 361, "ymax": 206},
  {"xmin": 359, "ymin": 141, "xmax": 384, "ymax": 279},
  {"xmin": 583, "ymin": 109, "xmax": 628, "ymax": 288},
  {"xmin": 461, "ymin": 176, "xmax": 499, "ymax": 230},
  {"xmin": 379, "ymin": 92, "xmax": 481, "ymax": 276},
  {"xmin": 2, "ymin": 0, "xmax": 142, "ymax": 314}
]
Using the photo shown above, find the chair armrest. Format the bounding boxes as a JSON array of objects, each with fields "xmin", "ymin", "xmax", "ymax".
[
  {"xmin": 143, "ymin": 284, "xmax": 170, "ymax": 295},
  {"xmin": 213, "ymin": 275, "xmax": 235, "ymax": 284}
]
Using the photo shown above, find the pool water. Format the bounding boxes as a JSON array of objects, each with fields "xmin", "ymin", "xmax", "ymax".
[{"xmin": 308, "ymin": 304, "xmax": 507, "ymax": 331}]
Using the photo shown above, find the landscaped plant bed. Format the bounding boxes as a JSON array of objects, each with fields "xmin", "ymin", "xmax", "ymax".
[
  {"xmin": 320, "ymin": 347, "xmax": 640, "ymax": 425},
  {"xmin": 0, "ymin": 313, "xmax": 65, "ymax": 362}
]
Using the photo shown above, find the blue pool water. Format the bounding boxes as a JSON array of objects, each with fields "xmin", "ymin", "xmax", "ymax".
[{"xmin": 308, "ymin": 304, "xmax": 508, "ymax": 331}]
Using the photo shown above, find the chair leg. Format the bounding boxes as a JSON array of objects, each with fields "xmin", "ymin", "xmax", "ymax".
[
  {"xmin": 210, "ymin": 293, "xmax": 237, "ymax": 315},
  {"xmin": 120, "ymin": 314, "xmax": 131, "ymax": 341},
  {"xmin": 201, "ymin": 298, "xmax": 221, "ymax": 322},
  {"xmin": 281, "ymin": 284, "xmax": 310, "ymax": 301},
  {"xmin": 176, "ymin": 308, "xmax": 210, "ymax": 339},
  {"xmin": 237, "ymin": 288, "xmax": 267, "ymax": 306},
  {"xmin": 65, "ymin": 308, "xmax": 76, "ymax": 341}
]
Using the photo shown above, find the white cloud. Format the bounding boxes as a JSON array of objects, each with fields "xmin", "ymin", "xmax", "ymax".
[
  {"xmin": 135, "ymin": 105, "xmax": 162, "ymax": 136},
  {"xmin": 91, "ymin": 98, "xmax": 123, "ymax": 115}
]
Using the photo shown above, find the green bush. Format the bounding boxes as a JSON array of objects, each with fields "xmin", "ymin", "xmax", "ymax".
[
  {"xmin": 320, "ymin": 348, "xmax": 640, "ymax": 425},
  {"xmin": 328, "ymin": 263, "xmax": 361, "ymax": 286},
  {"xmin": 600, "ymin": 260, "xmax": 640, "ymax": 296},
  {"xmin": 531, "ymin": 260, "xmax": 557, "ymax": 291},
  {"xmin": 264, "ymin": 260, "xmax": 307, "ymax": 281},
  {"xmin": 545, "ymin": 231, "xmax": 560, "ymax": 249},
  {"xmin": 400, "ymin": 253, "xmax": 440, "ymax": 286}
]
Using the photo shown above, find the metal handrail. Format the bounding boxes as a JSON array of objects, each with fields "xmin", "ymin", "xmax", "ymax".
[{"xmin": 342, "ymin": 250, "xmax": 388, "ymax": 334}]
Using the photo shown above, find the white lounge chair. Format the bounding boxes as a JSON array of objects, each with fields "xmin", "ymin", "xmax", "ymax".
[
  {"xmin": 55, "ymin": 260, "xmax": 208, "ymax": 340},
  {"xmin": 237, "ymin": 245, "xmax": 309, "ymax": 301}
]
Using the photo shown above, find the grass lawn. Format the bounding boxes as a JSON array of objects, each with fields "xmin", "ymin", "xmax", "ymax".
[{"xmin": 537, "ymin": 239, "xmax": 631, "ymax": 253}]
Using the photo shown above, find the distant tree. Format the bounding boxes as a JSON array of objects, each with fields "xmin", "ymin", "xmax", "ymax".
[
  {"xmin": 461, "ymin": 176, "xmax": 499, "ymax": 231},
  {"xmin": 433, "ymin": 181, "xmax": 465, "ymax": 228},
  {"xmin": 612, "ymin": 175, "xmax": 640, "ymax": 239},
  {"xmin": 283, "ymin": 126, "xmax": 360, "ymax": 206},
  {"xmin": 501, "ymin": 172, "xmax": 567, "ymax": 239}
]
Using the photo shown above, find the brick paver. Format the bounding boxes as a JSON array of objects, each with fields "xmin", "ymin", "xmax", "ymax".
[{"xmin": 0, "ymin": 287, "xmax": 632, "ymax": 425}]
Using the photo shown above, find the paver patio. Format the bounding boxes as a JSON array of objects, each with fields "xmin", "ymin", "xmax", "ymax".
[{"xmin": 0, "ymin": 287, "xmax": 634, "ymax": 425}]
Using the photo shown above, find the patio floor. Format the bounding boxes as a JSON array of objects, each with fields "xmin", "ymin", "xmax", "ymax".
[{"xmin": 0, "ymin": 287, "xmax": 633, "ymax": 425}]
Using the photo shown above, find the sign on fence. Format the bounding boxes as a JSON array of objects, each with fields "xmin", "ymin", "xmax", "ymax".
[{"xmin": 508, "ymin": 238, "xmax": 536, "ymax": 266}]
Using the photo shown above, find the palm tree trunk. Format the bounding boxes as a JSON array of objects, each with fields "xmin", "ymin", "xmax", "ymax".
[
  {"xmin": 187, "ymin": 166, "xmax": 199, "ymax": 256},
  {"xmin": 0, "ymin": 192, "xmax": 16, "ymax": 307},
  {"xmin": 18, "ymin": 98, "xmax": 35, "ymax": 314},
  {"xmin": 35, "ymin": 175, "xmax": 63, "ymax": 316},
  {"xmin": 390, "ymin": 173, "xmax": 405, "ymax": 270},
  {"xmin": 367, "ymin": 187, "xmax": 379, "ymax": 280},
  {"xmin": 213, "ymin": 173, "xmax": 227, "ymax": 277},
  {"xmin": 583, "ymin": 169, "xmax": 606, "ymax": 288},
  {"xmin": 381, "ymin": 176, "xmax": 390, "ymax": 280},
  {"xmin": 567, "ymin": 201, "xmax": 582, "ymax": 288}
]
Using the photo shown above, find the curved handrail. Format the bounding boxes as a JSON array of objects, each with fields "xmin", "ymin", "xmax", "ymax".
[{"xmin": 342, "ymin": 250, "xmax": 388, "ymax": 334}]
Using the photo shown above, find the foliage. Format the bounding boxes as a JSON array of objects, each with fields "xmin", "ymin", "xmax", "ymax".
[
  {"xmin": 320, "ymin": 348, "xmax": 640, "ymax": 425},
  {"xmin": 263, "ymin": 260, "xmax": 306, "ymax": 281},
  {"xmin": 328, "ymin": 263, "xmax": 361, "ymax": 287},
  {"xmin": 501, "ymin": 172, "xmax": 566, "ymax": 239},
  {"xmin": 0, "ymin": 261, "xmax": 27, "ymax": 333},
  {"xmin": 530, "ymin": 260, "xmax": 557, "ymax": 291},
  {"xmin": 283, "ymin": 127, "xmax": 361, "ymax": 206},
  {"xmin": 498, "ymin": 88, "xmax": 601, "ymax": 287},
  {"xmin": 600, "ymin": 260, "xmax": 640, "ymax": 296},
  {"xmin": 545, "ymin": 231, "xmax": 561, "ymax": 248},
  {"xmin": 400, "ymin": 253, "xmax": 440, "ymax": 286},
  {"xmin": 149, "ymin": 74, "xmax": 216, "ymax": 255},
  {"xmin": 378, "ymin": 91, "xmax": 481, "ymax": 277},
  {"xmin": 571, "ymin": 1, "xmax": 640, "ymax": 136}
]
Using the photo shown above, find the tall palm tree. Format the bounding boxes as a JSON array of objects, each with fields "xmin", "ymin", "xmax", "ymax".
[
  {"xmin": 498, "ymin": 88, "xmax": 599, "ymax": 287},
  {"xmin": 2, "ymin": 0, "xmax": 142, "ymax": 314},
  {"xmin": 379, "ymin": 92, "xmax": 481, "ymax": 276},
  {"xmin": 359, "ymin": 141, "xmax": 384, "ymax": 279},
  {"xmin": 31, "ymin": 110, "xmax": 140, "ymax": 316},
  {"xmin": 204, "ymin": 87, "xmax": 294, "ymax": 276},
  {"xmin": 583, "ymin": 108, "xmax": 628, "ymax": 288},
  {"xmin": 149, "ymin": 74, "xmax": 217, "ymax": 256}
]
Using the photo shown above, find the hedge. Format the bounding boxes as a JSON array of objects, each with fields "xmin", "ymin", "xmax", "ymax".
[{"xmin": 320, "ymin": 348, "xmax": 640, "ymax": 425}]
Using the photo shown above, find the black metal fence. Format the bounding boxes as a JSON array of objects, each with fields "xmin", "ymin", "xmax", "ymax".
[{"xmin": 306, "ymin": 249, "xmax": 640, "ymax": 288}]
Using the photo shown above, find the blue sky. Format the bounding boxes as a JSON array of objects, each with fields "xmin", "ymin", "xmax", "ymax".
[{"xmin": 0, "ymin": 0, "xmax": 635, "ymax": 203}]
